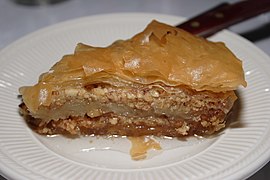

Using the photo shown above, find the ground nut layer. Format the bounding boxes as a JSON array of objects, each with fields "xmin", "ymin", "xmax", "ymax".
[
  {"xmin": 22, "ymin": 110, "xmax": 226, "ymax": 137},
  {"xmin": 20, "ymin": 83, "xmax": 236, "ymax": 137}
]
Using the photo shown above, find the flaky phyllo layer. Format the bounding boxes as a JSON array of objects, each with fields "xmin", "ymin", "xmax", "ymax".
[{"xmin": 19, "ymin": 20, "xmax": 246, "ymax": 136}]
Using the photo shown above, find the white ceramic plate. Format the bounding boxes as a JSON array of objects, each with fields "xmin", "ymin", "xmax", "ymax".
[{"xmin": 1, "ymin": 13, "xmax": 270, "ymax": 180}]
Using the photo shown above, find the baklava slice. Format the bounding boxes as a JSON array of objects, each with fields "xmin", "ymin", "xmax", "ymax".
[{"xmin": 19, "ymin": 20, "xmax": 246, "ymax": 137}]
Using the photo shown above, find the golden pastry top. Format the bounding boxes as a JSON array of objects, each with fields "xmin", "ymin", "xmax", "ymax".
[{"xmin": 20, "ymin": 20, "xmax": 246, "ymax": 112}]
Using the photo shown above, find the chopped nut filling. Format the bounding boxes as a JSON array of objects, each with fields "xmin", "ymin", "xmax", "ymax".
[{"xmin": 20, "ymin": 83, "xmax": 235, "ymax": 137}]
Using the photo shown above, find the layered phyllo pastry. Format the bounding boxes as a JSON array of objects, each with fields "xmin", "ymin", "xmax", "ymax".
[{"xmin": 19, "ymin": 20, "xmax": 246, "ymax": 137}]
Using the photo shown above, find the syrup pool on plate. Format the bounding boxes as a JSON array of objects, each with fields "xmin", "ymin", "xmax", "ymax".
[{"xmin": 35, "ymin": 133, "xmax": 219, "ymax": 169}]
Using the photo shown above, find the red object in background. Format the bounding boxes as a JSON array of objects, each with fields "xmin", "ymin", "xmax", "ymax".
[{"xmin": 177, "ymin": 0, "xmax": 270, "ymax": 38}]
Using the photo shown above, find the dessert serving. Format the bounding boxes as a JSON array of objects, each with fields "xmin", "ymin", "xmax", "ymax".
[{"xmin": 19, "ymin": 20, "xmax": 246, "ymax": 137}]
